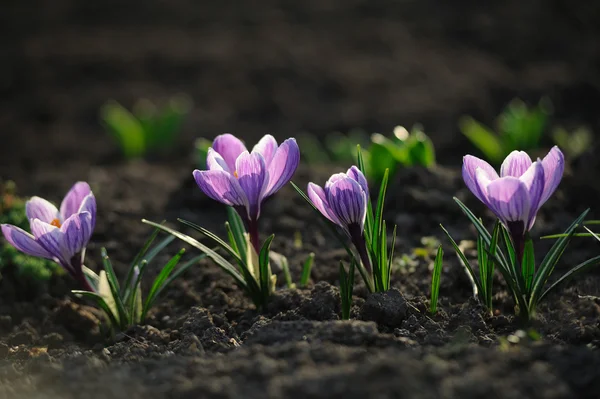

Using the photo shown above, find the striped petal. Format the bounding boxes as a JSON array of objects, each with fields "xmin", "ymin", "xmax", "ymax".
[
  {"xmin": 462, "ymin": 155, "xmax": 499, "ymax": 204},
  {"xmin": 212, "ymin": 134, "xmax": 247, "ymax": 172},
  {"xmin": 26, "ymin": 197, "xmax": 59, "ymax": 224},
  {"xmin": 327, "ymin": 177, "xmax": 367, "ymax": 232},
  {"xmin": 263, "ymin": 138, "xmax": 300, "ymax": 197},
  {"xmin": 1, "ymin": 224, "xmax": 52, "ymax": 259},
  {"xmin": 539, "ymin": 146, "xmax": 564, "ymax": 205},
  {"xmin": 500, "ymin": 151, "xmax": 533, "ymax": 177},
  {"xmin": 60, "ymin": 182, "xmax": 92, "ymax": 221},
  {"xmin": 307, "ymin": 183, "xmax": 340, "ymax": 225},
  {"xmin": 206, "ymin": 148, "xmax": 231, "ymax": 172},
  {"xmin": 486, "ymin": 177, "xmax": 530, "ymax": 231},
  {"xmin": 77, "ymin": 194, "xmax": 97, "ymax": 232},
  {"xmin": 61, "ymin": 212, "xmax": 93, "ymax": 260},
  {"xmin": 30, "ymin": 219, "xmax": 71, "ymax": 269},
  {"xmin": 518, "ymin": 161, "xmax": 545, "ymax": 229},
  {"xmin": 192, "ymin": 169, "xmax": 247, "ymax": 208},
  {"xmin": 235, "ymin": 151, "xmax": 268, "ymax": 220},
  {"xmin": 346, "ymin": 166, "xmax": 369, "ymax": 199},
  {"xmin": 252, "ymin": 135, "xmax": 278, "ymax": 166}
]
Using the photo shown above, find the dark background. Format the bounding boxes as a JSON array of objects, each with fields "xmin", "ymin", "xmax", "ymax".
[{"xmin": 1, "ymin": 0, "xmax": 600, "ymax": 180}]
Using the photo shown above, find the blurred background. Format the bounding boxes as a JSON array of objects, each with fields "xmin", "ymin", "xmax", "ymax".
[{"xmin": 1, "ymin": 0, "xmax": 600, "ymax": 178}]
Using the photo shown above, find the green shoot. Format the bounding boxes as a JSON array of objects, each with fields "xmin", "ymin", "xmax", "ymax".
[{"xmin": 429, "ymin": 245, "xmax": 444, "ymax": 314}]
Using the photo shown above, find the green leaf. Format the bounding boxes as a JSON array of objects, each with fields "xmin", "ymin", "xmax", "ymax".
[
  {"xmin": 300, "ymin": 252, "xmax": 315, "ymax": 287},
  {"xmin": 386, "ymin": 224, "xmax": 397, "ymax": 287},
  {"xmin": 100, "ymin": 249, "xmax": 129, "ymax": 328},
  {"xmin": 258, "ymin": 235, "xmax": 275, "ymax": 301},
  {"xmin": 142, "ymin": 219, "xmax": 246, "ymax": 288},
  {"xmin": 72, "ymin": 290, "xmax": 120, "ymax": 328},
  {"xmin": 160, "ymin": 254, "xmax": 207, "ymax": 291},
  {"xmin": 539, "ymin": 255, "xmax": 600, "ymax": 302},
  {"xmin": 339, "ymin": 260, "xmax": 355, "ymax": 320},
  {"xmin": 142, "ymin": 248, "xmax": 185, "ymax": 319},
  {"xmin": 280, "ymin": 254, "xmax": 295, "ymax": 289},
  {"xmin": 178, "ymin": 218, "xmax": 242, "ymax": 263},
  {"xmin": 522, "ymin": 234, "xmax": 535, "ymax": 293},
  {"xmin": 529, "ymin": 209, "xmax": 589, "ymax": 309},
  {"xmin": 357, "ymin": 145, "xmax": 374, "ymax": 243},
  {"xmin": 440, "ymin": 224, "xmax": 483, "ymax": 297},
  {"xmin": 372, "ymin": 168, "xmax": 389, "ymax": 260},
  {"xmin": 430, "ymin": 245, "xmax": 444, "ymax": 314},
  {"xmin": 227, "ymin": 207, "xmax": 248, "ymax": 262},
  {"xmin": 101, "ymin": 101, "xmax": 146, "ymax": 159},
  {"xmin": 458, "ymin": 117, "xmax": 504, "ymax": 162}
]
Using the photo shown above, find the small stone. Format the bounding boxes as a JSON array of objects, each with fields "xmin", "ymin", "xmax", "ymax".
[{"xmin": 360, "ymin": 288, "xmax": 410, "ymax": 328}]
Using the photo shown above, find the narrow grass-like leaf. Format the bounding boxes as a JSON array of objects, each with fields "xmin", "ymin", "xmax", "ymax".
[
  {"xmin": 82, "ymin": 266, "xmax": 100, "ymax": 291},
  {"xmin": 357, "ymin": 145, "xmax": 374, "ymax": 243},
  {"xmin": 300, "ymin": 252, "xmax": 315, "ymax": 287},
  {"xmin": 430, "ymin": 245, "xmax": 444, "ymax": 314},
  {"xmin": 522, "ymin": 235, "xmax": 535, "ymax": 293},
  {"xmin": 476, "ymin": 235, "xmax": 488, "ymax": 303},
  {"xmin": 178, "ymin": 218, "xmax": 242, "ymax": 263},
  {"xmin": 339, "ymin": 260, "xmax": 355, "ymax": 320},
  {"xmin": 72, "ymin": 290, "xmax": 120, "ymax": 327},
  {"xmin": 100, "ymin": 248, "xmax": 129, "ymax": 328},
  {"xmin": 142, "ymin": 219, "xmax": 246, "ymax": 288},
  {"xmin": 387, "ymin": 225, "xmax": 397, "ymax": 287},
  {"xmin": 372, "ymin": 168, "xmax": 390, "ymax": 257},
  {"xmin": 529, "ymin": 209, "xmax": 588, "ymax": 307},
  {"xmin": 123, "ymin": 226, "xmax": 162, "ymax": 290},
  {"xmin": 281, "ymin": 255, "xmax": 294, "ymax": 289},
  {"xmin": 227, "ymin": 207, "xmax": 248, "ymax": 261},
  {"xmin": 142, "ymin": 248, "xmax": 185, "ymax": 318},
  {"xmin": 539, "ymin": 255, "xmax": 600, "ymax": 302},
  {"xmin": 259, "ymin": 234, "xmax": 275, "ymax": 301},
  {"xmin": 440, "ymin": 224, "xmax": 483, "ymax": 296},
  {"xmin": 160, "ymin": 254, "xmax": 207, "ymax": 291}
]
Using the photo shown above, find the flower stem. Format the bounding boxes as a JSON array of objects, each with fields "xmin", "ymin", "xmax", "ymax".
[
  {"xmin": 248, "ymin": 218, "xmax": 261, "ymax": 254},
  {"xmin": 349, "ymin": 224, "xmax": 372, "ymax": 274}
]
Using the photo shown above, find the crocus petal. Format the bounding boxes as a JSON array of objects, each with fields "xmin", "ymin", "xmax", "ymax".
[
  {"xmin": 206, "ymin": 148, "xmax": 231, "ymax": 172},
  {"xmin": 263, "ymin": 138, "xmax": 300, "ymax": 197},
  {"xmin": 327, "ymin": 177, "xmax": 367, "ymax": 232},
  {"xmin": 235, "ymin": 151, "xmax": 268, "ymax": 220},
  {"xmin": 61, "ymin": 212, "xmax": 93, "ymax": 260},
  {"xmin": 463, "ymin": 155, "xmax": 499, "ymax": 204},
  {"xmin": 486, "ymin": 177, "xmax": 530, "ymax": 229},
  {"xmin": 539, "ymin": 146, "xmax": 565, "ymax": 205},
  {"xmin": 346, "ymin": 166, "xmax": 369, "ymax": 198},
  {"xmin": 307, "ymin": 183, "xmax": 340, "ymax": 225},
  {"xmin": 60, "ymin": 182, "xmax": 92, "ymax": 221},
  {"xmin": 252, "ymin": 135, "xmax": 278, "ymax": 166},
  {"xmin": 77, "ymin": 193, "xmax": 97, "ymax": 232},
  {"xmin": 518, "ymin": 162, "xmax": 545, "ymax": 229},
  {"xmin": 212, "ymin": 134, "xmax": 247, "ymax": 172},
  {"xmin": 193, "ymin": 169, "xmax": 247, "ymax": 207},
  {"xmin": 30, "ymin": 219, "xmax": 71, "ymax": 268},
  {"xmin": 1, "ymin": 224, "xmax": 52, "ymax": 258},
  {"xmin": 325, "ymin": 173, "xmax": 349, "ymax": 194},
  {"xmin": 500, "ymin": 151, "xmax": 533, "ymax": 177},
  {"xmin": 26, "ymin": 197, "xmax": 59, "ymax": 224}
]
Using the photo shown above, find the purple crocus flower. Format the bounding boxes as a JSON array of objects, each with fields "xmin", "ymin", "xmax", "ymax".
[
  {"xmin": 462, "ymin": 146, "xmax": 564, "ymax": 261},
  {"xmin": 1, "ymin": 182, "xmax": 96, "ymax": 291},
  {"xmin": 308, "ymin": 166, "xmax": 372, "ymax": 272},
  {"xmin": 193, "ymin": 134, "xmax": 300, "ymax": 251}
]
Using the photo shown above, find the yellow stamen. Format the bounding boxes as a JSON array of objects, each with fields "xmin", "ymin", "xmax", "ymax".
[
  {"xmin": 51, "ymin": 218, "xmax": 61, "ymax": 228},
  {"xmin": 234, "ymin": 171, "xmax": 239, "ymax": 178}
]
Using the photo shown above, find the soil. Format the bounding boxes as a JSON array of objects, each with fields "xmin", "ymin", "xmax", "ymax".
[{"xmin": 2, "ymin": 1, "xmax": 600, "ymax": 398}]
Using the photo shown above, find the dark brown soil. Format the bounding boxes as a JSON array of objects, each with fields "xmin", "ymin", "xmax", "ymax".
[{"xmin": 2, "ymin": 1, "xmax": 600, "ymax": 398}]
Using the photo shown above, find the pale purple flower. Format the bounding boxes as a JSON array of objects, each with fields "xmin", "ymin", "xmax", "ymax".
[
  {"xmin": 462, "ymin": 146, "xmax": 564, "ymax": 260},
  {"xmin": 193, "ymin": 134, "xmax": 300, "ymax": 250},
  {"xmin": 1, "ymin": 182, "xmax": 96, "ymax": 290},
  {"xmin": 308, "ymin": 166, "xmax": 372, "ymax": 271},
  {"xmin": 308, "ymin": 166, "xmax": 369, "ymax": 236}
]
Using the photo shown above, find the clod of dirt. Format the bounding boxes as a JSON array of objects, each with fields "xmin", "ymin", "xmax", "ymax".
[{"xmin": 359, "ymin": 288, "xmax": 411, "ymax": 328}]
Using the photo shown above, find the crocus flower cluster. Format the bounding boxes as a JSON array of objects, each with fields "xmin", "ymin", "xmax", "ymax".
[
  {"xmin": 192, "ymin": 133, "xmax": 300, "ymax": 251},
  {"xmin": 308, "ymin": 166, "xmax": 372, "ymax": 272},
  {"xmin": 462, "ymin": 146, "xmax": 564, "ymax": 261},
  {"xmin": 1, "ymin": 182, "xmax": 96, "ymax": 291}
]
